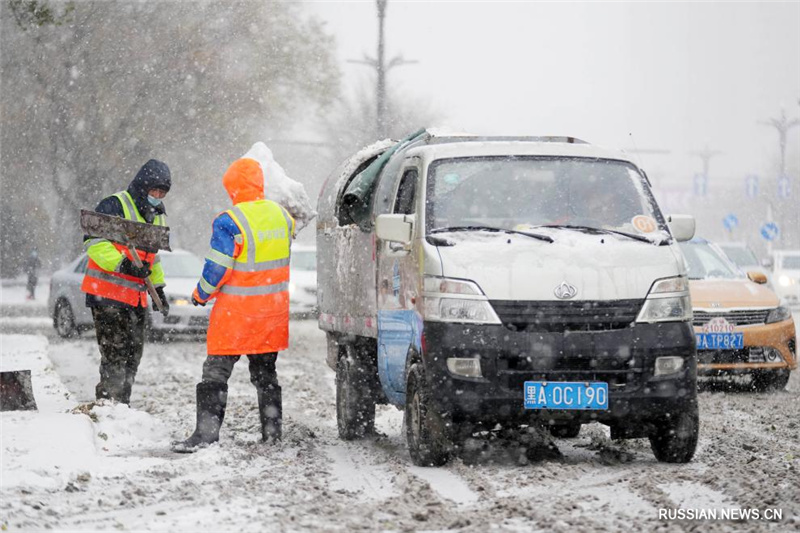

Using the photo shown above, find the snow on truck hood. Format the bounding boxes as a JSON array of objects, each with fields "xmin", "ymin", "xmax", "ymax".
[{"xmin": 435, "ymin": 231, "xmax": 682, "ymax": 301}]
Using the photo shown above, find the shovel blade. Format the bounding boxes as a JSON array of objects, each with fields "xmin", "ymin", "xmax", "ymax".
[
  {"xmin": 0, "ymin": 370, "xmax": 37, "ymax": 411},
  {"xmin": 80, "ymin": 209, "xmax": 171, "ymax": 252}
]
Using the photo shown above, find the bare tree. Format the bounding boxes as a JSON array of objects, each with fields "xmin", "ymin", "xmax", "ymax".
[{"xmin": 0, "ymin": 0, "xmax": 340, "ymax": 274}]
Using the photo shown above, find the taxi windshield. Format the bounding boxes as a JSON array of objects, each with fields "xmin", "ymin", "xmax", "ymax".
[
  {"xmin": 425, "ymin": 157, "xmax": 668, "ymax": 241},
  {"xmin": 679, "ymin": 242, "xmax": 742, "ymax": 280}
]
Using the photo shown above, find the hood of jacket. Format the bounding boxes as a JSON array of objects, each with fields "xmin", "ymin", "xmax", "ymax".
[
  {"xmin": 127, "ymin": 159, "xmax": 171, "ymax": 222},
  {"xmin": 223, "ymin": 158, "xmax": 264, "ymax": 205}
]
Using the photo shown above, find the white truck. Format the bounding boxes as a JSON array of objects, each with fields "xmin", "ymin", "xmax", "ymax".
[{"xmin": 317, "ymin": 131, "xmax": 699, "ymax": 465}]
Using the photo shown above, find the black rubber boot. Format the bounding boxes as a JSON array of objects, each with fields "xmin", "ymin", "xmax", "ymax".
[
  {"xmin": 172, "ymin": 382, "xmax": 228, "ymax": 453},
  {"xmin": 257, "ymin": 384, "xmax": 282, "ymax": 443}
]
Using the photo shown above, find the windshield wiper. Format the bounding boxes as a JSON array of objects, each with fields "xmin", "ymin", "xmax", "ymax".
[
  {"xmin": 535, "ymin": 224, "xmax": 668, "ymax": 245},
  {"xmin": 430, "ymin": 225, "xmax": 553, "ymax": 243}
]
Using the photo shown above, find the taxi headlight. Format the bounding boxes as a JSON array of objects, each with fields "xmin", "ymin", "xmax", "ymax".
[
  {"xmin": 766, "ymin": 306, "xmax": 791, "ymax": 324},
  {"xmin": 636, "ymin": 277, "xmax": 692, "ymax": 323}
]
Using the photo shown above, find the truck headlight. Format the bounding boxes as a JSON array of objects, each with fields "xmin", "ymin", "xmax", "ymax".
[
  {"xmin": 766, "ymin": 306, "xmax": 791, "ymax": 324},
  {"xmin": 654, "ymin": 356, "xmax": 684, "ymax": 376},
  {"xmin": 636, "ymin": 276, "xmax": 692, "ymax": 323},
  {"xmin": 424, "ymin": 297, "xmax": 501, "ymax": 324},
  {"xmin": 778, "ymin": 275, "xmax": 795, "ymax": 287},
  {"xmin": 423, "ymin": 276, "xmax": 501, "ymax": 324}
]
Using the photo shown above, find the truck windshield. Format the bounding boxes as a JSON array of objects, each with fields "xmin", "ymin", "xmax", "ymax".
[
  {"xmin": 425, "ymin": 157, "xmax": 668, "ymax": 241},
  {"xmin": 679, "ymin": 242, "xmax": 742, "ymax": 280}
]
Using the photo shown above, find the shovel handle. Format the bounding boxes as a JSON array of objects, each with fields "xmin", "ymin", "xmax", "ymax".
[{"xmin": 127, "ymin": 245, "xmax": 167, "ymax": 316}]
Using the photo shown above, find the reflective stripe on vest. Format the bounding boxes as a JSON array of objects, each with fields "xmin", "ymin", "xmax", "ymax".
[{"xmin": 84, "ymin": 268, "xmax": 147, "ymax": 291}]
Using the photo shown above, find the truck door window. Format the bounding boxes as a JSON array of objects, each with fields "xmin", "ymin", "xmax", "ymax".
[{"xmin": 394, "ymin": 169, "xmax": 418, "ymax": 215}]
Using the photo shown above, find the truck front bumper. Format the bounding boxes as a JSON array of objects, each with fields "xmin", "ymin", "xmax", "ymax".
[{"xmin": 422, "ymin": 321, "xmax": 697, "ymax": 431}]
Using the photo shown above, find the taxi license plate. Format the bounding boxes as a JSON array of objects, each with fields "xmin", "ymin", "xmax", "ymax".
[
  {"xmin": 524, "ymin": 381, "xmax": 608, "ymax": 410},
  {"xmin": 696, "ymin": 332, "xmax": 744, "ymax": 350}
]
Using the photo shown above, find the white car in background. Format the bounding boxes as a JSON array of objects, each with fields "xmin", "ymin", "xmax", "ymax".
[
  {"xmin": 771, "ymin": 250, "xmax": 800, "ymax": 308},
  {"xmin": 48, "ymin": 249, "xmax": 211, "ymax": 339},
  {"xmin": 289, "ymin": 244, "xmax": 317, "ymax": 317},
  {"xmin": 717, "ymin": 242, "xmax": 772, "ymax": 287}
]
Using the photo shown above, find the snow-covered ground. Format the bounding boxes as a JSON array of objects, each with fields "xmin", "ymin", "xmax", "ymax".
[{"xmin": 1, "ymin": 316, "xmax": 798, "ymax": 531}]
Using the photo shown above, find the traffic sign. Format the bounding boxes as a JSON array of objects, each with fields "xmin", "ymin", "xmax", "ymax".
[
  {"xmin": 777, "ymin": 175, "xmax": 791, "ymax": 199},
  {"xmin": 723, "ymin": 214, "xmax": 739, "ymax": 232},
  {"xmin": 760, "ymin": 222, "xmax": 779, "ymax": 242},
  {"xmin": 693, "ymin": 174, "xmax": 708, "ymax": 196},
  {"xmin": 745, "ymin": 175, "xmax": 759, "ymax": 198}
]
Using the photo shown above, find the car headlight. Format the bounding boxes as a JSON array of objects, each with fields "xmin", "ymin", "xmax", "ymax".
[
  {"xmin": 423, "ymin": 276, "xmax": 501, "ymax": 324},
  {"xmin": 636, "ymin": 276, "xmax": 693, "ymax": 323},
  {"xmin": 766, "ymin": 306, "xmax": 791, "ymax": 324},
  {"xmin": 778, "ymin": 275, "xmax": 796, "ymax": 287}
]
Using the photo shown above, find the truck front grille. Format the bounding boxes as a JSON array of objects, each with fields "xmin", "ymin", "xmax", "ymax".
[{"xmin": 490, "ymin": 299, "xmax": 644, "ymax": 333}]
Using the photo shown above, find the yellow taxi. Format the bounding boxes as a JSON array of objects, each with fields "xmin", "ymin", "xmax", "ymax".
[{"xmin": 680, "ymin": 239, "xmax": 796, "ymax": 391}]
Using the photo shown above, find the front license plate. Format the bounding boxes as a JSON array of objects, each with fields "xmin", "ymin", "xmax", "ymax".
[
  {"xmin": 524, "ymin": 381, "xmax": 609, "ymax": 410},
  {"xmin": 696, "ymin": 332, "xmax": 744, "ymax": 350}
]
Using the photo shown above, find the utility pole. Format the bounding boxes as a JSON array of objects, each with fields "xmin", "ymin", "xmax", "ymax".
[
  {"xmin": 689, "ymin": 145, "xmax": 723, "ymax": 178},
  {"xmin": 759, "ymin": 108, "xmax": 800, "ymax": 176},
  {"xmin": 348, "ymin": 0, "xmax": 417, "ymax": 138}
]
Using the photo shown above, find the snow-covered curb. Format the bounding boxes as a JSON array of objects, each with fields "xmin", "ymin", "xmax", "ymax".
[{"xmin": 1, "ymin": 335, "xmax": 171, "ymax": 492}]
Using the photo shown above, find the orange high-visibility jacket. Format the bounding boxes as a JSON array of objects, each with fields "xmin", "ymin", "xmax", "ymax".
[{"xmin": 202, "ymin": 158, "xmax": 294, "ymax": 355}]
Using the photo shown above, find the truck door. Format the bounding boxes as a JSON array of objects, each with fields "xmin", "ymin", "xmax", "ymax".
[{"xmin": 377, "ymin": 166, "xmax": 423, "ymax": 398}]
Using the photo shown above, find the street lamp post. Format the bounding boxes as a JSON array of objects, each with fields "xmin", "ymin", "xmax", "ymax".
[{"xmin": 348, "ymin": 0, "xmax": 417, "ymax": 138}]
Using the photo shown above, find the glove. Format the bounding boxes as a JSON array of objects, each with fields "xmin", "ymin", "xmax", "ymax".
[
  {"xmin": 118, "ymin": 257, "xmax": 151, "ymax": 279},
  {"xmin": 191, "ymin": 289, "xmax": 207, "ymax": 307},
  {"xmin": 155, "ymin": 287, "xmax": 169, "ymax": 316}
]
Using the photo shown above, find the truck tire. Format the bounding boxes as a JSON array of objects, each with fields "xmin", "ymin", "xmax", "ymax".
[
  {"xmin": 549, "ymin": 422, "xmax": 581, "ymax": 439},
  {"xmin": 336, "ymin": 347, "xmax": 376, "ymax": 440},
  {"xmin": 751, "ymin": 370, "xmax": 790, "ymax": 392},
  {"xmin": 649, "ymin": 405, "xmax": 699, "ymax": 463},
  {"xmin": 405, "ymin": 363, "xmax": 451, "ymax": 466}
]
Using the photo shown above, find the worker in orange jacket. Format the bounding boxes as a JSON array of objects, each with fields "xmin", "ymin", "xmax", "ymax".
[{"xmin": 173, "ymin": 157, "xmax": 294, "ymax": 453}]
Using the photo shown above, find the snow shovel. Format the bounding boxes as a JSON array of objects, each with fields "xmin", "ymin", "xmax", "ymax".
[
  {"xmin": 80, "ymin": 209, "xmax": 171, "ymax": 316},
  {"xmin": 0, "ymin": 370, "xmax": 37, "ymax": 411}
]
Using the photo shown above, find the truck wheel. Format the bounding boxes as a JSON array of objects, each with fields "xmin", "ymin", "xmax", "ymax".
[
  {"xmin": 54, "ymin": 299, "xmax": 77, "ymax": 338},
  {"xmin": 336, "ymin": 348, "xmax": 376, "ymax": 440},
  {"xmin": 751, "ymin": 370, "xmax": 790, "ymax": 392},
  {"xmin": 405, "ymin": 363, "xmax": 451, "ymax": 466},
  {"xmin": 649, "ymin": 406, "xmax": 699, "ymax": 463},
  {"xmin": 549, "ymin": 422, "xmax": 581, "ymax": 439}
]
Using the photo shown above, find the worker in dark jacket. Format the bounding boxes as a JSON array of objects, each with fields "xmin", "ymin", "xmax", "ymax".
[{"xmin": 81, "ymin": 159, "xmax": 171, "ymax": 404}]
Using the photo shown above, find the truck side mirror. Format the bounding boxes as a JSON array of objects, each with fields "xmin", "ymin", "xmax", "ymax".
[
  {"xmin": 376, "ymin": 214, "xmax": 413, "ymax": 245},
  {"xmin": 666, "ymin": 214, "xmax": 695, "ymax": 242}
]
